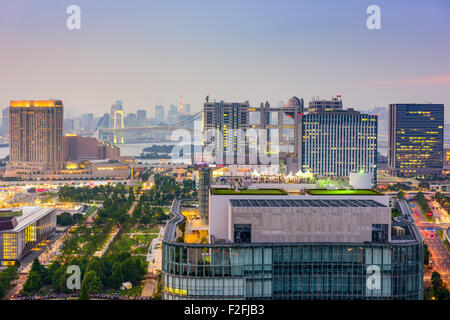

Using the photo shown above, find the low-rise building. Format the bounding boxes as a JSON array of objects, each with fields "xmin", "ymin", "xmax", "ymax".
[{"xmin": 0, "ymin": 207, "xmax": 57, "ymax": 266}]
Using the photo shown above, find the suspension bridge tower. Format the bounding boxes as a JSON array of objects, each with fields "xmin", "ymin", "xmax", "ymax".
[{"xmin": 113, "ymin": 110, "xmax": 124, "ymax": 144}]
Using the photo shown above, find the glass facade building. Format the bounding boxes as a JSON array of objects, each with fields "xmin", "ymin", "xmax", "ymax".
[
  {"xmin": 162, "ymin": 241, "xmax": 423, "ymax": 300},
  {"xmin": 0, "ymin": 207, "xmax": 56, "ymax": 266},
  {"xmin": 162, "ymin": 198, "xmax": 423, "ymax": 300},
  {"xmin": 301, "ymin": 110, "xmax": 378, "ymax": 183},
  {"xmin": 388, "ymin": 104, "xmax": 444, "ymax": 178}
]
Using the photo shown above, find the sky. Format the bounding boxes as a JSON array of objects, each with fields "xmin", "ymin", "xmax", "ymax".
[{"xmin": 0, "ymin": 0, "xmax": 449, "ymax": 120}]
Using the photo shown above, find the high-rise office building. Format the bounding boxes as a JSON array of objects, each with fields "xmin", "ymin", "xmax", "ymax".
[
  {"xmin": 124, "ymin": 113, "xmax": 137, "ymax": 127},
  {"xmin": 184, "ymin": 103, "xmax": 191, "ymax": 115},
  {"xmin": 168, "ymin": 105, "xmax": 179, "ymax": 125},
  {"xmin": 136, "ymin": 109, "xmax": 147, "ymax": 126},
  {"xmin": 155, "ymin": 105, "xmax": 165, "ymax": 123},
  {"xmin": 308, "ymin": 96, "xmax": 343, "ymax": 112},
  {"xmin": 1, "ymin": 107, "xmax": 9, "ymax": 134},
  {"xmin": 80, "ymin": 113, "xmax": 94, "ymax": 132},
  {"xmin": 388, "ymin": 104, "xmax": 444, "ymax": 178},
  {"xmin": 6, "ymin": 100, "xmax": 63, "ymax": 176},
  {"xmin": 202, "ymin": 100, "xmax": 249, "ymax": 164},
  {"xmin": 251, "ymin": 97, "xmax": 304, "ymax": 174},
  {"xmin": 302, "ymin": 98, "xmax": 378, "ymax": 183},
  {"xmin": 63, "ymin": 119, "xmax": 74, "ymax": 133}
]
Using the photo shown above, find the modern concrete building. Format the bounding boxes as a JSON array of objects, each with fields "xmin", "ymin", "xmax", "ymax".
[
  {"xmin": 6, "ymin": 100, "xmax": 63, "ymax": 176},
  {"xmin": 307, "ymin": 96, "xmax": 343, "ymax": 112},
  {"xmin": 162, "ymin": 187, "xmax": 423, "ymax": 300},
  {"xmin": 63, "ymin": 134, "xmax": 120, "ymax": 161},
  {"xmin": 301, "ymin": 101, "xmax": 378, "ymax": 184},
  {"xmin": 0, "ymin": 207, "xmax": 57, "ymax": 266},
  {"xmin": 251, "ymin": 97, "xmax": 304, "ymax": 175},
  {"xmin": 201, "ymin": 97, "xmax": 377, "ymax": 181},
  {"xmin": 202, "ymin": 100, "xmax": 250, "ymax": 165},
  {"xmin": 388, "ymin": 104, "xmax": 444, "ymax": 179}
]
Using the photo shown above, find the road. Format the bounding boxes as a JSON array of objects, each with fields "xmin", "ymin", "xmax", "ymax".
[{"xmin": 409, "ymin": 199, "xmax": 450, "ymax": 287}]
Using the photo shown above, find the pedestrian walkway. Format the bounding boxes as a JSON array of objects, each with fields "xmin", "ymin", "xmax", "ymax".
[{"xmin": 147, "ymin": 225, "xmax": 165, "ymax": 273}]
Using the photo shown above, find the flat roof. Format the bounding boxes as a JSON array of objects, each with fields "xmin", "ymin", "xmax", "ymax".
[
  {"xmin": 1, "ymin": 207, "xmax": 55, "ymax": 233},
  {"xmin": 10, "ymin": 100, "xmax": 62, "ymax": 107},
  {"xmin": 305, "ymin": 189, "xmax": 383, "ymax": 196},
  {"xmin": 229, "ymin": 199, "xmax": 387, "ymax": 208},
  {"xmin": 212, "ymin": 188, "xmax": 287, "ymax": 196}
]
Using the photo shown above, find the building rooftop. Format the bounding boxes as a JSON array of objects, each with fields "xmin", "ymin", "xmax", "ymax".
[
  {"xmin": 10, "ymin": 100, "xmax": 63, "ymax": 108},
  {"xmin": 212, "ymin": 188, "xmax": 287, "ymax": 196},
  {"xmin": 0, "ymin": 207, "xmax": 55, "ymax": 233},
  {"xmin": 229, "ymin": 198, "xmax": 387, "ymax": 208},
  {"xmin": 305, "ymin": 189, "xmax": 383, "ymax": 196}
]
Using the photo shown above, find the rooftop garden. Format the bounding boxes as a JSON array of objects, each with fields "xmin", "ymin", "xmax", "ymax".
[
  {"xmin": 212, "ymin": 188, "xmax": 287, "ymax": 195},
  {"xmin": 305, "ymin": 189, "xmax": 383, "ymax": 196}
]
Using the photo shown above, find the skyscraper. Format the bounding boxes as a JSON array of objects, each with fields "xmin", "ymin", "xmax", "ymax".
[
  {"xmin": 251, "ymin": 97, "xmax": 304, "ymax": 174},
  {"xmin": 388, "ymin": 103, "xmax": 444, "ymax": 179},
  {"xmin": 6, "ymin": 100, "xmax": 63, "ymax": 176},
  {"xmin": 136, "ymin": 109, "xmax": 147, "ymax": 126},
  {"xmin": 301, "ymin": 98, "xmax": 378, "ymax": 183},
  {"xmin": 168, "ymin": 104, "xmax": 179, "ymax": 125},
  {"xmin": 155, "ymin": 105, "xmax": 165, "ymax": 123},
  {"xmin": 202, "ymin": 100, "xmax": 249, "ymax": 164},
  {"xmin": 80, "ymin": 113, "xmax": 94, "ymax": 132},
  {"xmin": 1, "ymin": 107, "xmax": 9, "ymax": 135}
]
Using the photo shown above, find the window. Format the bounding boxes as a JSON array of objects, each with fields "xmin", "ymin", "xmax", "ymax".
[
  {"xmin": 234, "ymin": 224, "xmax": 251, "ymax": 243},
  {"xmin": 372, "ymin": 224, "xmax": 388, "ymax": 243}
]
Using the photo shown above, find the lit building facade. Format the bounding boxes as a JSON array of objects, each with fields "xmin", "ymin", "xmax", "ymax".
[
  {"xmin": 388, "ymin": 104, "xmax": 444, "ymax": 178},
  {"xmin": 197, "ymin": 164, "xmax": 212, "ymax": 223},
  {"xmin": 202, "ymin": 100, "xmax": 249, "ymax": 164},
  {"xmin": 161, "ymin": 191, "xmax": 423, "ymax": 300},
  {"xmin": 63, "ymin": 134, "xmax": 120, "ymax": 161},
  {"xmin": 6, "ymin": 100, "xmax": 63, "ymax": 176},
  {"xmin": 0, "ymin": 207, "xmax": 57, "ymax": 266},
  {"xmin": 301, "ymin": 106, "xmax": 378, "ymax": 183}
]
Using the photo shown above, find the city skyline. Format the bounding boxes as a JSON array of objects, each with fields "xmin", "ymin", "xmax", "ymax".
[{"xmin": 0, "ymin": 0, "xmax": 449, "ymax": 119}]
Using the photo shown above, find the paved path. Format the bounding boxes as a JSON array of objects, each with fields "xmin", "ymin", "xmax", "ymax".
[
  {"xmin": 96, "ymin": 199, "xmax": 139, "ymax": 257},
  {"xmin": 147, "ymin": 225, "xmax": 165, "ymax": 273}
]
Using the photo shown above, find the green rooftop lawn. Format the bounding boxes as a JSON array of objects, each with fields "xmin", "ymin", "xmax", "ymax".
[
  {"xmin": 212, "ymin": 188, "xmax": 287, "ymax": 195},
  {"xmin": 306, "ymin": 189, "xmax": 382, "ymax": 196},
  {"xmin": 0, "ymin": 210, "xmax": 22, "ymax": 218}
]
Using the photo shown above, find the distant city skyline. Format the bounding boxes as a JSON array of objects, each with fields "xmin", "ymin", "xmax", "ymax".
[{"xmin": 0, "ymin": 0, "xmax": 449, "ymax": 120}]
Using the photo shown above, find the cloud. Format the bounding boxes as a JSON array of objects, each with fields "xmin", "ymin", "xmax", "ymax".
[{"xmin": 361, "ymin": 75, "xmax": 450, "ymax": 87}]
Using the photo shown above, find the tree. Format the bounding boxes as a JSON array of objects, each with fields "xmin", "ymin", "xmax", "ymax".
[
  {"xmin": 81, "ymin": 271, "xmax": 103, "ymax": 294},
  {"xmin": 110, "ymin": 262, "xmax": 124, "ymax": 288},
  {"xmin": 424, "ymin": 244, "xmax": 430, "ymax": 266},
  {"xmin": 435, "ymin": 287, "xmax": 450, "ymax": 300},
  {"xmin": 397, "ymin": 191, "xmax": 405, "ymax": 200},
  {"xmin": 86, "ymin": 258, "xmax": 104, "ymax": 283},
  {"xmin": 22, "ymin": 270, "xmax": 42, "ymax": 296},
  {"xmin": 79, "ymin": 284, "xmax": 90, "ymax": 300},
  {"xmin": 431, "ymin": 271, "xmax": 443, "ymax": 290}
]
